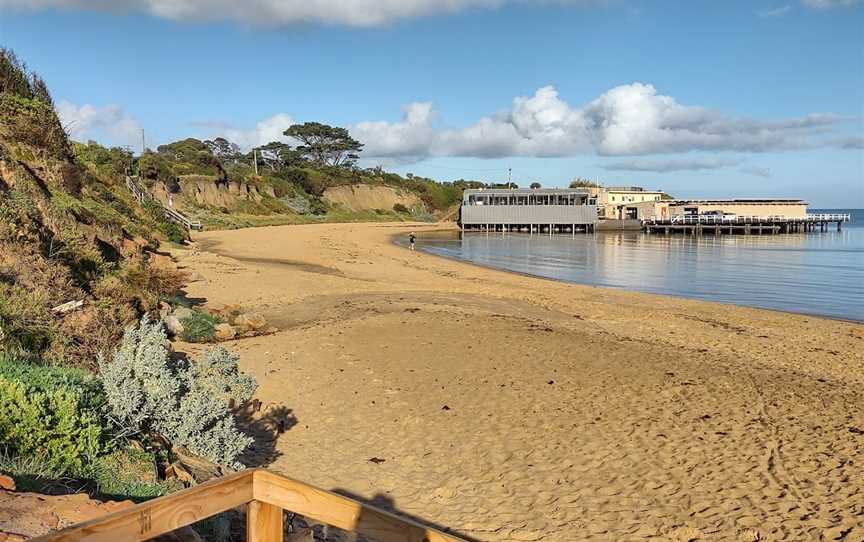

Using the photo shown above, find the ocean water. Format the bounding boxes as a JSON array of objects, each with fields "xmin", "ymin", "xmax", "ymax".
[{"xmin": 417, "ymin": 209, "xmax": 864, "ymax": 321}]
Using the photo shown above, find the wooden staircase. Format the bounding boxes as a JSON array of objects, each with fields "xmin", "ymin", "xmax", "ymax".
[
  {"xmin": 126, "ymin": 175, "xmax": 203, "ymax": 231},
  {"xmin": 31, "ymin": 469, "xmax": 467, "ymax": 542}
]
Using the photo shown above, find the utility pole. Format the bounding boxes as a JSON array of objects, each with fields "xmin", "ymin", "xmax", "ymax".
[
  {"xmin": 140, "ymin": 129, "xmax": 145, "ymax": 155},
  {"xmin": 123, "ymin": 145, "xmax": 134, "ymax": 175},
  {"xmin": 253, "ymin": 149, "xmax": 259, "ymax": 176},
  {"xmin": 508, "ymin": 167, "xmax": 512, "ymax": 188}
]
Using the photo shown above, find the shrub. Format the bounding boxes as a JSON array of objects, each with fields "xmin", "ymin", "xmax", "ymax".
[
  {"xmin": 180, "ymin": 309, "xmax": 219, "ymax": 343},
  {"xmin": 99, "ymin": 318, "xmax": 257, "ymax": 469},
  {"xmin": 392, "ymin": 203, "xmax": 409, "ymax": 214},
  {"xmin": 0, "ymin": 445, "xmax": 177, "ymax": 500},
  {"xmin": 0, "ymin": 356, "xmax": 110, "ymax": 472},
  {"xmin": 93, "ymin": 447, "xmax": 179, "ymax": 501},
  {"xmin": 159, "ymin": 221, "xmax": 186, "ymax": 244},
  {"xmin": 0, "ymin": 283, "xmax": 55, "ymax": 354}
]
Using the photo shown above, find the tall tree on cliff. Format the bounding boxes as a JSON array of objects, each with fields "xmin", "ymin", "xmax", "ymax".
[{"xmin": 284, "ymin": 122, "xmax": 363, "ymax": 167}]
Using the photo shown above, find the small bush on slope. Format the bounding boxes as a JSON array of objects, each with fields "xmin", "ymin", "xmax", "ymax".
[
  {"xmin": 0, "ymin": 356, "xmax": 109, "ymax": 472},
  {"xmin": 179, "ymin": 309, "xmax": 220, "ymax": 343},
  {"xmin": 99, "ymin": 318, "xmax": 257, "ymax": 469}
]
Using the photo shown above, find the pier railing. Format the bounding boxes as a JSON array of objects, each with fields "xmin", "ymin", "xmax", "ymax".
[
  {"xmin": 644, "ymin": 213, "xmax": 850, "ymax": 225},
  {"xmin": 31, "ymin": 469, "xmax": 467, "ymax": 542}
]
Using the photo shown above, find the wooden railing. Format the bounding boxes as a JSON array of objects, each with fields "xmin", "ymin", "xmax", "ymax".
[
  {"xmin": 125, "ymin": 175, "xmax": 203, "ymax": 231},
  {"xmin": 30, "ymin": 469, "xmax": 467, "ymax": 542}
]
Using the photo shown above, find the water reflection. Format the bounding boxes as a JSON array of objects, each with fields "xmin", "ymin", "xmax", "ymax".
[{"xmin": 419, "ymin": 225, "xmax": 864, "ymax": 321}]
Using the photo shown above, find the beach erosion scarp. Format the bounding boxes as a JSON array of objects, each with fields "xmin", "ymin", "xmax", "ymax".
[{"xmin": 174, "ymin": 221, "xmax": 864, "ymax": 542}]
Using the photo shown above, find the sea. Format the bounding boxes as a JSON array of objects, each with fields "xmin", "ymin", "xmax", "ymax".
[{"xmin": 416, "ymin": 209, "xmax": 864, "ymax": 322}]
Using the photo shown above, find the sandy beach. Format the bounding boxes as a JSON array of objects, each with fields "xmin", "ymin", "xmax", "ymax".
[{"xmin": 174, "ymin": 222, "xmax": 864, "ymax": 541}]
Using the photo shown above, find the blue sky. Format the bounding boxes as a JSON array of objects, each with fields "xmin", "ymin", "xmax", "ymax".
[{"xmin": 1, "ymin": 0, "xmax": 862, "ymax": 207}]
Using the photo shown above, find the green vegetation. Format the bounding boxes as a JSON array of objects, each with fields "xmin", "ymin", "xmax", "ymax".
[
  {"xmin": 570, "ymin": 178, "xmax": 599, "ymax": 188},
  {"xmin": 0, "ymin": 356, "xmax": 108, "ymax": 472},
  {"xmin": 179, "ymin": 309, "xmax": 220, "ymax": 343},
  {"xmin": 284, "ymin": 122, "xmax": 363, "ymax": 167},
  {"xmin": 0, "ymin": 48, "xmax": 188, "ymax": 365},
  {"xmin": 99, "ymin": 319, "xmax": 256, "ymax": 469}
]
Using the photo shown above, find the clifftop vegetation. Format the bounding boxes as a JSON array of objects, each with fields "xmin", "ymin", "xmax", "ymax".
[
  {"xmin": 0, "ymin": 49, "xmax": 238, "ymax": 506},
  {"xmin": 120, "ymin": 121, "xmax": 485, "ymax": 228},
  {"xmin": 0, "ymin": 48, "xmax": 185, "ymax": 366}
]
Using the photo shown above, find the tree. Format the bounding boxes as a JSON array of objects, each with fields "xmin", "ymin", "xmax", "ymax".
[
  {"xmin": 204, "ymin": 137, "xmax": 241, "ymax": 160},
  {"xmin": 530, "ymin": 182, "xmax": 542, "ymax": 189},
  {"xmin": 569, "ymin": 178, "xmax": 598, "ymax": 188},
  {"xmin": 284, "ymin": 122, "xmax": 363, "ymax": 167},
  {"xmin": 257, "ymin": 141, "xmax": 303, "ymax": 172}
]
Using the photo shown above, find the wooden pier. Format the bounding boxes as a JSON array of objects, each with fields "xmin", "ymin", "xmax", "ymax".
[{"xmin": 642, "ymin": 213, "xmax": 850, "ymax": 235}]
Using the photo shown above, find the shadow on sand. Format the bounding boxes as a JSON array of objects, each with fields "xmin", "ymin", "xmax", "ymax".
[
  {"xmin": 329, "ymin": 489, "xmax": 480, "ymax": 542},
  {"xmin": 234, "ymin": 402, "xmax": 298, "ymax": 468}
]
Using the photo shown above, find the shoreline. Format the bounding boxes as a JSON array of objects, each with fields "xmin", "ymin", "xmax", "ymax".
[
  {"xmin": 175, "ymin": 221, "xmax": 864, "ymax": 541},
  {"xmin": 392, "ymin": 226, "xmax": 864, "ymax": 325}
]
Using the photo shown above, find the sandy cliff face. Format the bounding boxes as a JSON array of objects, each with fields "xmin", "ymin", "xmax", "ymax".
[
  {"xmin": 150, "ymin": 176, "xmax": 275, "ymax": 210},
  {"xmin": 323, "ymin": 184, "xmax": 424, "ymax": 212}
]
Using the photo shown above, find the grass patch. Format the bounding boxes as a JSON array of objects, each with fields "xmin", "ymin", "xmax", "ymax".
[
  {"xmin": 93, "ymin": 447, "xmax": 181, "ymax": 501},
  {"xmin": 0, "ymin": 446, "xmax": 179, "ymax": 501}
]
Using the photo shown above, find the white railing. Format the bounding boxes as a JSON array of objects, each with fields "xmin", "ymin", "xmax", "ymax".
[{"xmin": 644, "ymin": 213, "xmax": 850, "ymax": 225}]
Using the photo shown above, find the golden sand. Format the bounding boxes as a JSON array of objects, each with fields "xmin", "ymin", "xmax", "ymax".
[{"xmin": 174, "ymin": 222, "xmax": 864, "ymax": 541}]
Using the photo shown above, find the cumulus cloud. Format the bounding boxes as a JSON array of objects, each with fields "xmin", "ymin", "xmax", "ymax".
[
  {"xmin": 343, "ymin": 83, "xmax": 847, "ymax": 162},
  {"xmin": 56, "ymin": 100, "xmax": 143, "ymax": 147},
  {"xmin": 600, "ymin": 157, "xmax": 742, "ymax": 173},
  {"xmin": 217, "ymin": 113, "xmax": 296, "ymax": 149},
  {"xmin": 352, "ymin": 102, "xmax": 437, "ymax": 160},
  {"xmin": 0, "ymin": 0, "xmax": 607, "ymax": 27}
]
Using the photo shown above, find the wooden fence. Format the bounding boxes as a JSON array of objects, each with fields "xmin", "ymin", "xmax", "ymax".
[{"xmin": 30, "ymin": 469, "xmax": 467, "ymax": 542}]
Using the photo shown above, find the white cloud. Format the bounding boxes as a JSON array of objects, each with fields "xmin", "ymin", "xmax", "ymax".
[
  {"xmin": 343, "ymin": 83, "xmax": 847, "ymax": 162},
  {"xmin": 600, "ymin": 157, "xmax": 742, "ymax": 173},
  {"xmin": 218, "ymin": 113, "xmax": 296, "ymax": 149},
  {"xmin": 801, "ymin": 0, "xmax": 861, "ymax": 8},
  {"xmin": 62, "ymin": 83, "xmax": 852, "ymax": 164},
  {"xmin": 353, "ymin": 102, "xmax": 437, "ymax": 160},
  {"xmin": 0, "ymin": 0, "xmax": 606, "ymax": 27},
  {"xmin": 56, "ymin": 100, "xmax": 143, "ymax": 147}
]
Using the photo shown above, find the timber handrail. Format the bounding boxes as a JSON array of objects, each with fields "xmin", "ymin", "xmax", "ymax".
[
  {"xmin": 30, "ymin": 468, "xmax": 467, "ymax": 542},
  {"xmin": 125, "ymin": 175, "xmax": 203, "ymax": 231}
]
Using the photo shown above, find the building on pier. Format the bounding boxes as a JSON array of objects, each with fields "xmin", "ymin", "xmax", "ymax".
[
  {"xmin": 590, "ymin": 186, "xmax": 667, "ymax": 220},
  {"xmin": 459, "ymin": 188, "xmax": 598, "ymax": 233}
]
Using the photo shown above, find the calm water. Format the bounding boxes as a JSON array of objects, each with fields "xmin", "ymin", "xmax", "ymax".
[{"xmin": 418, "ymin": 209, "xmax": 864, "ymax": 321}]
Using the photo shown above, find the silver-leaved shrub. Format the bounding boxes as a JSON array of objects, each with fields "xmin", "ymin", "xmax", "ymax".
[{"xmin": 98, "ymin": 317, "xmax": 257, "ymax": 469}]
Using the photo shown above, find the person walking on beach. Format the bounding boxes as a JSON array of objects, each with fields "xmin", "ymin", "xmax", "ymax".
[{"xmin": 409, "ymin": 231, "xmax": 416, "ymax": 251}]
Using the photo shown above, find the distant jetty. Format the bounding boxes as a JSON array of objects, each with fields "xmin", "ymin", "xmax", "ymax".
[{"xmin": 459, "ymin": 186, "xmax": 851, "ymax": 235}]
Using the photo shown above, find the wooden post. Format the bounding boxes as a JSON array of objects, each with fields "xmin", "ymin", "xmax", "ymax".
[{"xmin": 247, "ymin": 500, "xmax": 283, "ymax": 542}]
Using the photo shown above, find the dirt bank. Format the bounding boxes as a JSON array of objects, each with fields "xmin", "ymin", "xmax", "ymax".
[{"xmin": 174, "ymin": 222, "xmax": 864, "ymax": 542}]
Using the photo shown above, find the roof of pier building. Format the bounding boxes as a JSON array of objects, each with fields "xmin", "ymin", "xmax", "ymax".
[
  {"xmin": 463, "ymin": 188, "xmax": 592, "ymax": 196},
  {"xmin": 665, "ymin": 199, "xmax": 808, "ymax": 205}
]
